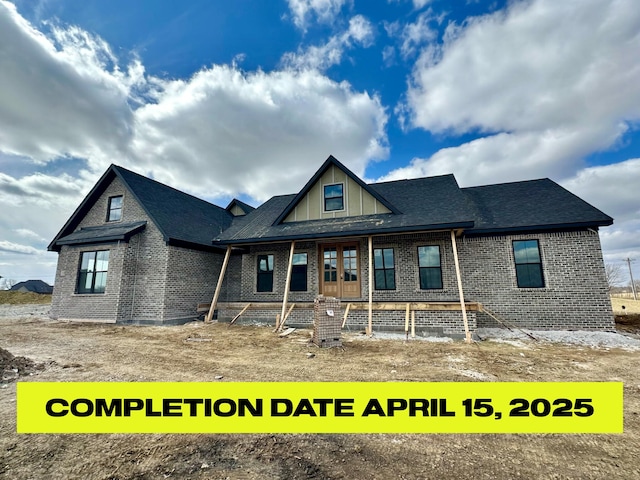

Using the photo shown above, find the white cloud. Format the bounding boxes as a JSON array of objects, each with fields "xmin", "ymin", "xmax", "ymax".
[
  {"xmin": 562, "ymin": 159, "xmax": 640, "ymax": 278},
  {"xmin": 398, "ymin": 10, "xmax": 438, "ymax": 59},
  {"xmin": 131, "ymin": 65, "xmax": 388, "ymax": 201},
  {"xmin": 387, "ymin": 0, "xmax": 640, "ymax": 185},
  {"xmin": 287, "ymin": 0, "xmax": 350, "ymax": 31},
  {"xmin": 0, "ymin": 2, "xmax": 387, "ymax": 203},
  {"xmin": 0, "ymin": 241, "xmax": 41, "ymax": 255},
  {"xmin": 15, "ymin": 228, "xmax": 47, "ymax": 242},
  {"xmin": 404, "ymin": 0, "xmax": 640, "ymax": 134},
  {"xmin": 0, "ymin": 0, "xmax": 141, "ymax": 163},
  {"xmin": 281, "ymin": 15, "xmax": 374, "ymax": 71}
]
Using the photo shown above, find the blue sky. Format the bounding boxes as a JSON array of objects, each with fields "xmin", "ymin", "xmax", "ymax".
[{"xmin": 0, "ymin": 0, "xmax": 639, "ymax": 286}]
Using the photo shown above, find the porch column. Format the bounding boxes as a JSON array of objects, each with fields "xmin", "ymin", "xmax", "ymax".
[
  {"xmin": 278, "ymin": 240, "xmax": 296, "ymax": 331},
  {"xmin": 206, "ymin": 245, "xmax": 232, "ymax": 323},
  {"xmin": 367, "ymin": 235, "xmax": 373, "ymax": 336},
  {"xmin": 450, "ymin": 230, "xmax": 472, "ymax": 343}
]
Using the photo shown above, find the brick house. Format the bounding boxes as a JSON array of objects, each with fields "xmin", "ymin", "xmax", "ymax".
[{"xmin": 49, "ymin": 156, "xmax": 615, "ymax": 336}]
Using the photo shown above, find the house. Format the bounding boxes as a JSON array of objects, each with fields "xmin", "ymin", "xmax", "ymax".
[
  {"xmin": 10, "ymin": 280, "xmax": 53, "ymax": 294},
  {"xmin": 49, "ymin": 156, "xmax": 615, "ymax": 336}
]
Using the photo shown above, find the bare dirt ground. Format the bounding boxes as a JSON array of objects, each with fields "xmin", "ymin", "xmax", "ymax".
[{"xmin": 1, "ymin": 305, "xmax": 640, "ymax": 480}]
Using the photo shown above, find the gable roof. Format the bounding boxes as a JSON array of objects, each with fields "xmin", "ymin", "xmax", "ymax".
[
  {"xmin": 216, "ymin": 168, "xmax": 613, "ymax": 245},
  {"xmin": 10, "ymin": 280, "xmax": 53, "ymax": 294},
  {"xmin": 462, "ymin": 178, "xmax": 613, "ymax": 234},
  {"xmin": 225, "ymin": 198, "xmax": 255, "ymax": 216},
  {"xmin": 273, "ymin": 155, "xmax": 401, "ymax": 224},
  {"xmin": 216, "ymin": 173, "xmax": 476, "ymax": 244},
  {"xmin": 49, "ymin": 165, "xmax": 233, "ymax": 252}
]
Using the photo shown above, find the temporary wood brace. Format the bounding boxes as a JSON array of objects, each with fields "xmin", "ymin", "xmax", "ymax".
[
  {"xmin": 367, "ymin": 235, "xmax": 373, "ymax": 336},
  {"xmin": 342, "ymin": 303, "xmax": 351, "ymax": 328},
  {"xmin": 205, "ymin": 245, "xmax": 232, "ymax": 323},
  {"xmin": 278, "ymin": 241, "xmax": 296, "ymax": 331},
  {"xmin": 229, "ymin": 303, "xmax": 251, "ymax": 326},
  {"xmin": 451, "ymin": 230, "xmax": 472, "ymax": 343},
  {"xmin": 405, "ymin": 303, "xmax": 410, "ymax": 339},
  {"xmin": 280, "ymin": 303, "xmax": 296, "ymax": 328},
  {"xmin": 480, "ymin": 304, "xmax": 538, "ymax": 341},
  {"xmin": 411, "ymin": 311, "xmax": 416, "ymax": 338}
]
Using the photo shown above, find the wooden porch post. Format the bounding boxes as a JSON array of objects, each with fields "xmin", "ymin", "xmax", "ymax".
[
  {"xmin": 206, "ymin": 245, "xmax": 232, "ymax": 323},
  {"xmin": 451, "ymin": 230, "xmax": 472, "ymax": 343},
  {"xmin": 278, "ymin": 241, "xmax": 296, "ymax": 331},
  {"xmin": 367, "ymin": 235, "xmax": 373, "ymax": 336}
]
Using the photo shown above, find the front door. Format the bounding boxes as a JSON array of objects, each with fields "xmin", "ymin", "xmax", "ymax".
[{"xmin": 320, "ymin": 243, "xmax": 361, "ymax": 298}]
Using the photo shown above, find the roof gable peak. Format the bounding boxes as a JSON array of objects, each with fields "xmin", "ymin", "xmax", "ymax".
[{"xmin": 273, "ymin": 155, "xmax": 400, "ymax": 225}]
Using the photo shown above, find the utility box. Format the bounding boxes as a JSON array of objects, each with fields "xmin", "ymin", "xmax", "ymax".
[{"xmin": 313, "ymin": 295, "xmax": 342, "ymax": 348}]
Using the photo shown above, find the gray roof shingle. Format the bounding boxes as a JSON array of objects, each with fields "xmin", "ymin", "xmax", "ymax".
[
  {"xmin": 215, "ymin": 173, "xmax": 612, "ymax": 245},
  {"xmin": 49, "ymin": 165, "xmax": 233, "ymax": 252}
]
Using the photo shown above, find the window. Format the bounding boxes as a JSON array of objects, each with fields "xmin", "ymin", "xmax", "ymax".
[
  {"xmin": 290, "ymin": 253, "xmax": 308, "ymax": 292},
  {"xmin": 77, "ymin": 250, "xmax": 110, "ymax": 294},
  {"xmin": 107, "ymin": 196, "xmax": 123, "ymax": 222},
  {"xmin": 257, "ymin": 254, "xmax": 274, "ymax": 292},
  {"xmin": 418, "ymin": 246, "xmax": 443, "ymax": 289},
  {"xmin": 374, "ymin": 248, "xmax": 395, "ymax": 290},
  {"xmin": 324, "ymin": 183, "xmax": 344, "ymax": 211},
  {"xmin": 513, "ymin": 240, "xmax": 544, "ymax": 288}
]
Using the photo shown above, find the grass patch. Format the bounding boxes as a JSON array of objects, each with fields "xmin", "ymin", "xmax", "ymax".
[{"xmin": 0, "ymin": 291, "xmax": 52, "ymax": 305}]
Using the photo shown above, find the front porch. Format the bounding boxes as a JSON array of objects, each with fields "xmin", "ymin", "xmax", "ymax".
[{"xmin": 199, "ymin": 300, "xmax": 480, "ymax": 339}]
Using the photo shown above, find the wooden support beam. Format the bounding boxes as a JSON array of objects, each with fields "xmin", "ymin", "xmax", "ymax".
[
  {"xmin": 229, "ymin": 303, "xmax": 251, "ymax": 326},
  {"xmin": 451, "ymin": 230, "xmax": 472, "ymax": 344},
  {"xmin": 206, "ymin": 245, "xmax": 232, "ymax": 323},
  {"xmin": 282, "ymin": 303, "xmax": 296, "ymax": 325},
  {"xmin": 411, "ymin": 311, "xmax": 416, "ymax": 338},
  {"xmin": 404, "ymin": 303, "xmax": 410, "ymax": 338},
  {"xmin": 342, "ymin": 303, "xmax": 351, "ymax": 328},
  {"xmin": 367, "ymin": 235, "xmax": 373, "ymax": 336},
  {"xmin": 278, "ymin": 241, "xmax": 296, "ymax": 332}
]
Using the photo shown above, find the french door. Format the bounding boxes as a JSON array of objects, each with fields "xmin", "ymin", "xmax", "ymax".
[{"xmin": 320, "ymin": 243, "xmax": 360, "ymax": 298}]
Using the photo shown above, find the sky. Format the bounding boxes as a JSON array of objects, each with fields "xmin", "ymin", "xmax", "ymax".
[{"xmin": 0, "ymin": 0, "xmax": 639, "ymax": 287}]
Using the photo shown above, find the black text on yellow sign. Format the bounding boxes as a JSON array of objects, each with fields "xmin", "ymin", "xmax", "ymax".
[{"xmin": 17, "ymin": 382, "xmax": 622, "ymax": 434}]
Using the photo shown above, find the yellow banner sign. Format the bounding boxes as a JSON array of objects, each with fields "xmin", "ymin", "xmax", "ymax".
[{"xmin": 17, "ymin": 382, "xmax": 622, "ymax": 434}]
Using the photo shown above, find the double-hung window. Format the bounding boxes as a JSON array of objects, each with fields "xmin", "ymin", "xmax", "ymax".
[
  {"xmin": 323, "ymin": 184, "xmax": 344, "ymax": 212},
  {"xmin": 257, "ymin": 254, "xmax": 274, "ymax": 292},
  {"xmin": 513, "ymin": 240, "xmax": 544, "ymax": 288},
  {"xmin": 77, "ymin": 250, "xmax": 110, "ymax": 294},
  {"xmin": 107, "ymin": 196, "xmax": 123, "ymax": 222},
  {"xmin": 373, "ymin": 248, "xmax": 395, "ymax": 290},
  {"xmin": 290, "ymin": 253, "xmax": 308, "ymax": 292},
  {"xmin": 418, "ymin": 245, "xmax": 443, "ymax": 289}
]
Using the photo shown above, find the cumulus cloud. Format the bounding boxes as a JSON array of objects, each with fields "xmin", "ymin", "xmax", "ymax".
[
  {"xmin": 281, "ymin": 15, "xmax": 374, "ymax": 71},
  {"xmin": 131, "ymin": 65, "xmax": 388, "ymax": 201},
  {"xmin": 0, "ymin": 241, "xmax": 41, "ymax": 255},
  {"xmin": 0, "ymin": 0, "xmax": 141, "ymax": 163},
  {"xmin": 562, "ymin": 159, "xmax": 640, "ymax": 266},
  {"xmin": 287, "ymin": 0, "xmax": 350, "ymax": 31},
  {"xmin": 0, "ymin": 1, "xmax": 387, "ymax": 205},
  {"xmin": 387, "ymin": 0, "xmax": 640, "ymax": 185}
]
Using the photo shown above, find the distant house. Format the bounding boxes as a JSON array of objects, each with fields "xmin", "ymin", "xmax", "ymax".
[
  {"xmin": 49, "ymin": 156, "xmax": 615, "ymax": 335},
  {"xmin": 10, "ymin": 280, "xmax": 53, "ymax": 294}
]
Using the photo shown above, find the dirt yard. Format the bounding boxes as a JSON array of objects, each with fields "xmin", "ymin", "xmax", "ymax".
[{"xmin": 1, "ymin": 306, "xmax": 640, "ymax": 480}]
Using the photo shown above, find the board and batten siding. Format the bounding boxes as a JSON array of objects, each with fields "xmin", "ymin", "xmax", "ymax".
[{"xmin": 283, "ymin": 164, "xmax": 390, "ymax": 222}]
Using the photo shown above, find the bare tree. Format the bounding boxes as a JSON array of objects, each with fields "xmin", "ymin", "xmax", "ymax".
[{"xmin": 605, "ymin": 263, "xmax": 624, "ymax": 291}]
